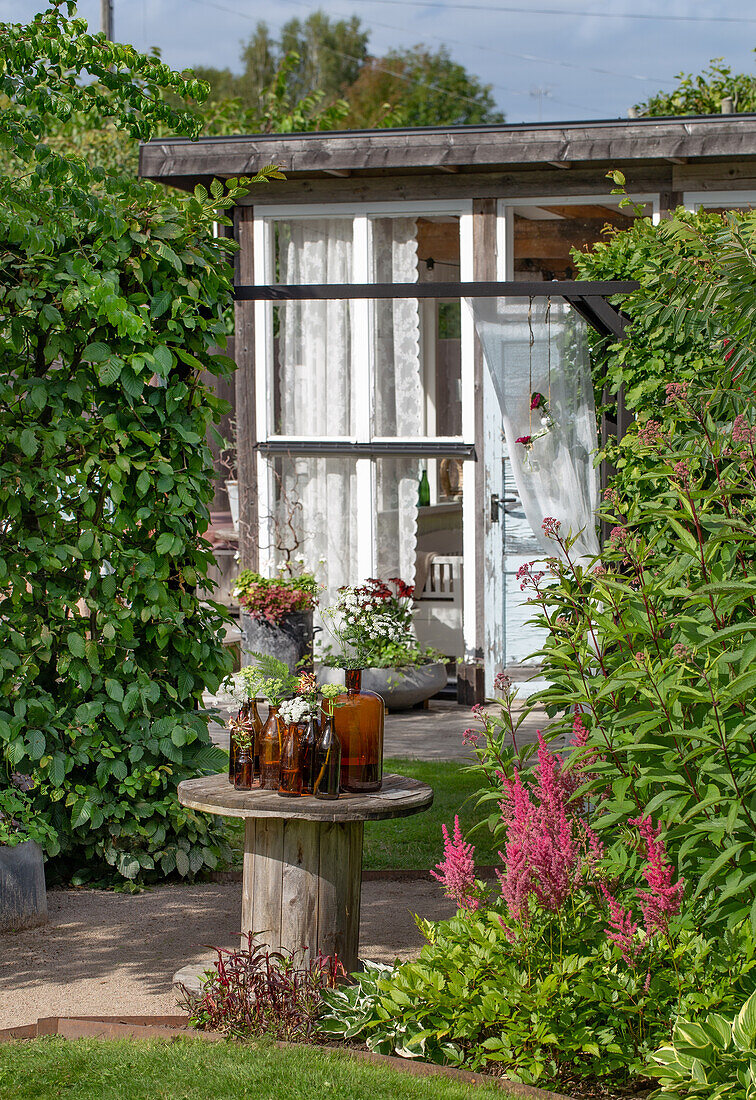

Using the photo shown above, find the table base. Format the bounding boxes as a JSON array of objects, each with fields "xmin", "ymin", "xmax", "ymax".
[{"xmin": 242, "ymin": 817, "xmax": 364, "ymax": 974}]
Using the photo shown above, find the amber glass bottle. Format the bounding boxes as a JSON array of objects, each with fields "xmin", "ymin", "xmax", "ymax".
[
  {"xmin": 234, "ymin": 745, "xmax": 253, "ymax": 790},
  {"xmin": 300, "ymin": 716, "xmax": 318, "ymax": 796},
  {"xmin": 228, "ymin": 700, "xmax": 259, "ymax": 784},
  {"xmin": 313, "ymin": 712, "xmax": 341, "ymax": 800},
  {"xmin": 279, "ymin": 722, "xmax": 305, "ymax": 797},
  {"xmin": 259, "ymin": 705, "xmax": 284, "ymax": 791},
  {"xmin": 334, "ymin": 669, "xmax": 384, "ymax": 793}
]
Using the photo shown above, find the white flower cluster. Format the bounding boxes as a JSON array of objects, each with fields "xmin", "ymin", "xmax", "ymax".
[
  {"xmin": 279, "ymin": 697, "xmax": 314, "ymax": 725},
  {"xmin": 363, "ymin": 614, "xmax": 404, "ymax": 643}
]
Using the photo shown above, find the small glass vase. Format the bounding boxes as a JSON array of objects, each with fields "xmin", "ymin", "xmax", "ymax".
[
  {"xmin": 300, "ymin": 715, "xmax": 319, "ymax": 796},
  {"xmin": 334, "ymin": 669, "xmax": 384, "ymax": 793},
  {"xmin": 234, "ymin": 746, "xmax": 254, "ymax": 791},
  {"xmin": 259, "ymin": 704, "xmax": 284, "ymax": 791},
  {"xmin": 279, "ymin": 722, "xmax": 305, "ymax": 798},
  {"xmin": 229, "ymin": 699, "xmax": 263, "ymax": 784},
  {"xmin": 313, "ymin": 712, "xmax": 341, "ymax": 800}
]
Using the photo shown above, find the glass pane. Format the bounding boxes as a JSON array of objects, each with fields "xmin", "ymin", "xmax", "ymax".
[
  {"xmin": 271, "ymin": 455, "xmax": 358, "ymax": 613},
  {"xmin": 371, "ymin": 215, "xmax": 462, "ymax": 438},
  {"xmin": 512, "ymin": 201, "xmax": 653, "ymax": 281},
  {"xmin": 375, "ymin": 456, "xmax": 464, "ymax": 658},
  {"xmin": 273, "ymin": 218, "xmax": 354, "ymax": 437}
]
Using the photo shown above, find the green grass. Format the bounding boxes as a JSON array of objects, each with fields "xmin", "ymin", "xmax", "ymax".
[
  {"xmin": 226, "ymin": 759, "xmax": 499, "ymax": 873},
  {"xmin": 363, "ymin": 758, "xmax": 498, "ymax": 872},
  {"xmin": 0, "ymin": 1037, "xmax": 514, "ymax": 1100}
]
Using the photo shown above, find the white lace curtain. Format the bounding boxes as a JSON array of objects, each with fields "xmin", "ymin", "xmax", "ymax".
[
  {"xmin": 275, "ymin": 217, "xmax": 423, "ymax": 605},
  {"xmin": 470, "ymin": 296, "xmax": 600, "ymax": 559},
  {"xmin": 372, "ymin": 217, "xmax": 422, "ymax": 585}
]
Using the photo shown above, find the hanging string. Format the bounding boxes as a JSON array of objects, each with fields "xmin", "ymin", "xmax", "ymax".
[{"xmin": 527, "ymin": 296, "xmax": 534, "ymax": 434}]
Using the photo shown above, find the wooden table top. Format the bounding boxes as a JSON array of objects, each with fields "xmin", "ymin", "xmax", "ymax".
[{"xmin": 177, "ymin": 772, "xmax": 433, "ymax": 824}]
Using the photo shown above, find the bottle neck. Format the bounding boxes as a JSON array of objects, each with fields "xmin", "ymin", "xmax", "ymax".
[{"xmin": 344, "ymin": 669, "xmax": 362, "ymax": 695}]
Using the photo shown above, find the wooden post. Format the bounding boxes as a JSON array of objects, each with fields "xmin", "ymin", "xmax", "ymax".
[
  {"xmin": 241, "ymin": 817, "xmax": 364, "ymax": 973},
  {"xmin": 100, "ymin": 0, "xmax": 113, "ymax": 39},
  {"xmin": 234, "ymin": 206, "xmax": 258, "ymax": 571}
]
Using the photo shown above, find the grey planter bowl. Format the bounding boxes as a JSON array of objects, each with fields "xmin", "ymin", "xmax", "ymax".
[
  {"xmin": 240, "ymin": 609, "xmax": 314, "ymax": 675},
  {"xmin": 0, "ymin": 839, "xmax": 47, "ymax": 932},
  {"xmin": 320, "ymin": 661, "xmax": 447, "ymax": 711}
]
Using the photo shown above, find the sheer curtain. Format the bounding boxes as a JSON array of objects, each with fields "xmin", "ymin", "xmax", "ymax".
[
  {"xmin": 276, "ymin": 219, "xmax": 358, "ymax": 608},
  {"xmin": 372, "ymin": 218, "xmax": 423, "ymax": 585},
  {"xmin": 470, "ymin": 296, "xmax": 600, "ymax": 559}
]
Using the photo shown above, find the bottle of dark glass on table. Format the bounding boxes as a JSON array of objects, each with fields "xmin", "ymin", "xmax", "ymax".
[
  {"xmin": 313, "ymin": 711, "xmax": 341, "ymax": 800},
  {"xmin": 279, "ymin": 722, "xmax": 305, "ymax": 798},
  {"xmin": 334, "ymin": 669, "xmax": 384, "ymax": 793},
  {"xmin": 300, "ymin": 715, "xmax": 319, "ymax": 796},
  {"xmin": 234, "ymin": 744, "xmax": 253, "ymax": 790},
  {"xmin": 259, "ymin": 705, "xmax": 284, "ymax": 791}
]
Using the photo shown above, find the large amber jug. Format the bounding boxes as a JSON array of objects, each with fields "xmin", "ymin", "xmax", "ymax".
[{"xmin": 334, "ymin": 669, "xmax": 384, "ymax": 793}]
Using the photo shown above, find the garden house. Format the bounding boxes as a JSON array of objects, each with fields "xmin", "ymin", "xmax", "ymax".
[{"xmin": 141, "ymin": 113, "xmax": 756, "ymax": 693}]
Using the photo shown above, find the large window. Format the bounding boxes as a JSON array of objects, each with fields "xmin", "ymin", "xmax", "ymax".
[{"xmin": 253, "ymin": 203, "xmax": 474, "ymax": 656}]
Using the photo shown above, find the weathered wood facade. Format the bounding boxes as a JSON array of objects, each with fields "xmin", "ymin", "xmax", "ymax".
[{"xmin": 141, "ymin": 115, "xmax": 756, "ymax": 691}]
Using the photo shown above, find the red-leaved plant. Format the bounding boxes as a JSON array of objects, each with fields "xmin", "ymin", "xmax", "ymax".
[{"xmin": 178, "ymin": 934, "xmax": 344, "ymax": 1040}]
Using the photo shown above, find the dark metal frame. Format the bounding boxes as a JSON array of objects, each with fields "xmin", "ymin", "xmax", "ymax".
[
  {"xmin": 235, "ymin": 279, "xmax": 637, "ymax": 341},
  {"xmin": 239, "ymin": 278, "xmax": 636, "ymax": 457}
]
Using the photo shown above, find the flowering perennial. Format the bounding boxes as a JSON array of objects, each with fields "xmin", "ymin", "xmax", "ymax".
[
  {"xmin": 630, "ymin": 816, "xmax": 685, "ymax": 935},
  {"xmin": 431, "ymin": 815, "xmax": 479, "ymax": 911}
]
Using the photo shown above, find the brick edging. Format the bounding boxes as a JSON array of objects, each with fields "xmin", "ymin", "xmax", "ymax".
[{"xmin": 0, "ymin": 1015, "xmax": 572, "ymax": 1098}]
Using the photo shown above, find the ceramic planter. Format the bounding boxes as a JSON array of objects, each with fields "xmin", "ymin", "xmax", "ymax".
[
  {"xmin": 320, "ymin": 661, "xmax": 447, "ymax": 711},
  {"xmin": 0, "ymin": 839, "xmax": 47, "ymax": 932}
]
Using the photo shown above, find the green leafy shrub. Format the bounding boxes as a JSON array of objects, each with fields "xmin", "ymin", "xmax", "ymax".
[
  {"xmin": 0, "ymin": 779, "xmax": 57, "ymax": 849},
  {"xmin": 649, "ymin": 991, "xmax": 756, "ymax": 1098},
  {"xmin": 0, "ymin": 4, "xmax": 279, "ymax": 883}
]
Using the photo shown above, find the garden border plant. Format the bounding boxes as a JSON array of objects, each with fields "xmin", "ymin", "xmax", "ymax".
[{"xmin": 0, "ymin": 2, "xmax": 281, "ymax": 883}]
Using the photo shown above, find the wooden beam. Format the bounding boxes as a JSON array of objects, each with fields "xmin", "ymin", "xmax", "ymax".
[
  {"xmin": 324, "ymin": 168, "xmax": 351, "ymax": 177},
  {"xmin": 437, "ymin": 164, "xmax": 459, "ymax": 173},
  {"xmin": 548, "ymin": 160, "xmax": 571, "ymax": 169},
  {"xmin": 234, "ymin": 205, "xmax": 258, "ymax": 571}
]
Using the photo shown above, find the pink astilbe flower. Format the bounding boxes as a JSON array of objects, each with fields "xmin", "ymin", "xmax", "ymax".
[
  {"xmin": 497, "ymin": 734, "xmax": 585, "ymax": 922},
  {"xmin": 630, "ymin": 816, "xmax": 685, "ymax": 935},
  {"xmin": 601, "ymin": 883, "xmax": 640, "ymax": 967},
  {"xmin": 431, "ymin": 815, "xmax": 479, "ymax": 912}
]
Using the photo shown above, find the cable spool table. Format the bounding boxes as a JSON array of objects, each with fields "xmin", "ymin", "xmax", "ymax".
[{"xmin": 177, "ymin": 773, "xmax": 433, "ymax": 974}]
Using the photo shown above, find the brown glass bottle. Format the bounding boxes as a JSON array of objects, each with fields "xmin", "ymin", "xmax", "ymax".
[
  {"xmin": 300, "ymin": 716, "xmax": 318, "ymax": 796},
  {"xmin": 259, "ymin": 705, "xmax": 284, "ymax": 791},
  {"xmin": 234, "ymin": 746, "xmax": 253, "ymax": 790},
  {"xmin": 228, "ymin": 700, "xmax": 258, "ymax": 784},
  {"xmin": 313, "ymin": 712, "xmax": 341, "ymax": 800},
  {"xmin": 250, "ymin": 698, "xmax": 263, "ymax": 781},
  {"xmin": 334, "ymin": 669, "xmax": 384, "ymax": 793},
  {"xmin": 279, "ymin": 722, "xmax": 305, "ymax": 798}
]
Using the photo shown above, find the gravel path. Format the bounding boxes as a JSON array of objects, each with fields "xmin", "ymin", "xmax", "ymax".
[{"xmin": 1, "ymin": 880, "xmax": 455, "ymax": 1029}]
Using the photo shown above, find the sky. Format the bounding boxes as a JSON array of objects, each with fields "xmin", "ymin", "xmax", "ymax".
[{"xmin": 5, "ymin": 0, "xmax": 756, "ymax": 124}]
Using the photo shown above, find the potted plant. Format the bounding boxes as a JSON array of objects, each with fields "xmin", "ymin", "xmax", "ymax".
[
  {"xmin": 320, "ymin": 578, "xmax": 447, "ymax": 710},
  {"xmin": 0, "ymin": 776, "xmax": 54, "ymax": 931},
  {"xmin": 233, "ymin": 570, "xmax": 319, "ymax": 675}
]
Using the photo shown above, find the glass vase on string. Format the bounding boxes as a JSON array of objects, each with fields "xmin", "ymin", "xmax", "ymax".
[{"xmin": 334, "ymin": 669, "xmax": 384, "ymax": 793}]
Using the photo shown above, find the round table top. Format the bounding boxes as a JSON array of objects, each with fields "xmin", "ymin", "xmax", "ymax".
[{"xmin": 177, "ymin": 772, "xmax": 433, "ymax": 824}]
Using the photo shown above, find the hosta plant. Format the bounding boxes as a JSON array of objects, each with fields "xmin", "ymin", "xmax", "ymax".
[{"xmin": 649, "ymin": 990, "xmax": 756, "ymax": 1099}]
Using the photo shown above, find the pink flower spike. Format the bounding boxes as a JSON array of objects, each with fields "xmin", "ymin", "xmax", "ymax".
[
  {"xmin": 430, "ymin": 816, "xmax": 479, "ymax": 912},
  {"xmin": 601, "ymin": 882, "xmax": 640, "ymax": 967},
  {"xmin": 629, "ymin": 816, "xmax": 685, "ymax": 935}
]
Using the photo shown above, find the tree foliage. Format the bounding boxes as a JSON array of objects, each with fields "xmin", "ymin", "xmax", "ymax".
[
  {"xmin": 635, "ymin": 55, "xmax": 756, "ymax": 117},
  {"xmin": 196, "ymin": 12, "xmax": 504, "ymax": 130},
  {"xmin": 0, "ymin": 2, "xmax": 279, "ymax": 883}
]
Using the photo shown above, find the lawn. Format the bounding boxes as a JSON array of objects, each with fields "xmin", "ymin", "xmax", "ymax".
[
  {"xmin": 225, "ymin": 758, "xmax": 500, "ymax": 873},
  {"xmin": 0, "ymin": 1037, "xmax": 514, "ymax": 1100},
  {"xmin": 363, "ymin": 758, "xmax": 499, "ymax": 871}
]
